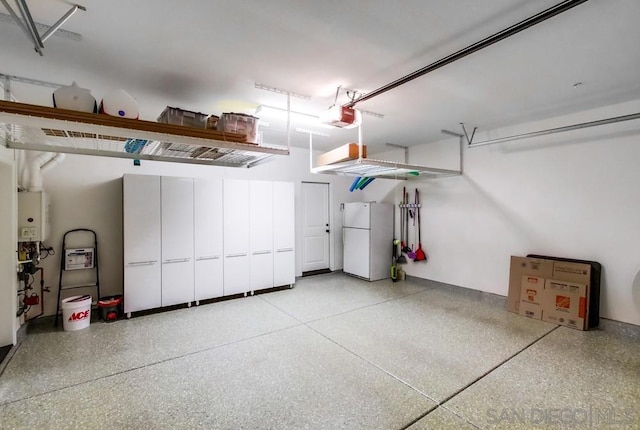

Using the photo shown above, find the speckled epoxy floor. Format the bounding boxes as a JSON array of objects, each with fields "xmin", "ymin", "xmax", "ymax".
[{"xmin": 1, "ymin": 272, "xmax": 639, "ymax": 429}]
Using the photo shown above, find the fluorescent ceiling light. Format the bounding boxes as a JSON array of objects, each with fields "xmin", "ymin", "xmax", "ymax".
[{"xmin": 255, "ymin": 105, "xmax": 334, "ymax": 129}]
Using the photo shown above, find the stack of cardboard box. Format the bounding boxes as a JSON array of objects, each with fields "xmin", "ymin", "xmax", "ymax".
[
  {"xmin": 507, "ymin": 256, "xmax": 600, "ymax": 330},
  {"xmin": 316, "ymin": 143, "xmax": 367, "ymax": 166}
]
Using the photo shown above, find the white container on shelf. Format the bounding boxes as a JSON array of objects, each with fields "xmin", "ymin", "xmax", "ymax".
[
  {"xmin": 99, "ymin": 89, "xmax": 139, "ymax": 119},
  {"xmin": 52, "ymin": 82, "xmax": 97, "ymax": 113}
]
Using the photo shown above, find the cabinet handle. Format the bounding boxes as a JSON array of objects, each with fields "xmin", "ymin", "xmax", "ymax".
[
  {"xmin": 127, "ymin": 260, "xmax": 157, "ymax": 266},
  {"xmin": 225, "ymin": 253, "xmax": 247, "ymax": 258},
  {"xmin": 276, "ymin": 248, "xmax": 294, "ymax": 253},
  {"xmin": 163, "ymin": 258, "xmax": 190, "ymax": 264},
  {"xmin": 196, "ymin": 256, "xmax": 220, "ymax": 261},
  {"xmin": 252, "ymin": 250, "xmax": 272, "ymax": 255}
]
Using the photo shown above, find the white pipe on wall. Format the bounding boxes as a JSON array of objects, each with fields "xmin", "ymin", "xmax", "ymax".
[
  {"xmin": 28, "ymin": 152, "xmax": 54, "ymax": 192},
  {"xmin": 28, "ymin": 152, "xmax": 65, "ymax": 192},
  {"xmin": 41, "ymin": 153, "xmax": 65, "ymax": 173},
  {"xmin": 16, "ymin": 151, "xmax": 27, "ymax": 190}
]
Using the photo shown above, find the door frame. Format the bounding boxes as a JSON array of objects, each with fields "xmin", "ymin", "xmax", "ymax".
[
  {"xmin": 0, "ymin": 154, "xmax": 18, "ymax": 347},
  {"xmin": 299, "ymin": 181, "xmax": 331, "ymax": 275}
]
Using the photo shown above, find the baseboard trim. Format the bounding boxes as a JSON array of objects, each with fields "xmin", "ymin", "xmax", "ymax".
[{"xmin": 302, "ymin": 268, "xmax": 332, "ymax": 277}]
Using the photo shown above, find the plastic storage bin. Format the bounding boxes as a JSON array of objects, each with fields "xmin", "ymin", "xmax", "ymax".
[
  {"xmin": 206, "ymin": 115, "xmax": 219, "ymax": 129},
  {"xmin": 218, "ymin": 113, "xmax": 259, "ymax": 144},
  {"xmin": 157, "ymin": 107, "xmax": 208, "ymax": 128}
]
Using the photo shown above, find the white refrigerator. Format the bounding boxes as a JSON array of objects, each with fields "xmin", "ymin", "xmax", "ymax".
[{"xmin": 343, "ymin": 202, "xmax": 393, "ymax": 281}]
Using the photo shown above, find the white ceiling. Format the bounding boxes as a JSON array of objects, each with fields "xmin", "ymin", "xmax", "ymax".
[{"xmin": 1, "ymin": 0, "xmax": 640, "ymax": 152}]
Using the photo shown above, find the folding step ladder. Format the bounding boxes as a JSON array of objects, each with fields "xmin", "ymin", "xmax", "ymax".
[{"xmin": 54, "ymin": 228, "xmax": 100, "ymax": 327}]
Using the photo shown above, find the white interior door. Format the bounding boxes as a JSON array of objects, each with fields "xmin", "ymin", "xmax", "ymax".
[{"xmin": 301, "ymin": 182, "xmax": 329, "ymax": 273}]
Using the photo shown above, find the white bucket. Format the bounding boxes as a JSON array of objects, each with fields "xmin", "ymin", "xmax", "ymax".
[
  {"xmin": 99, "ymin": 89, "xmax": 139, "ymax": 119},
  {"xmin": 61, "ymin": 295, "xmax": 92, "ymax": 331}
]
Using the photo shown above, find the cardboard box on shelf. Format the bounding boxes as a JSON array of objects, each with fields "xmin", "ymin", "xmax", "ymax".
[
  {"xmin": 519, "ymin": 275, "xmax": 545, "ymax": 320},
  {"xmin": 316, "ymin": 143, "xmax": 367, "ymax": 166},
  {"xmin": 542, "ymin": 279, "xmax": 588, "ymax": 330}
]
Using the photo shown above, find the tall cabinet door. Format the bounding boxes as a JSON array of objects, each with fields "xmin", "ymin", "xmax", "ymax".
[
  {"xmin": 123, "ymin": 174, "xmax": 162, "ymax": 313},
  {"xmin": 273, "ymin": 181, "xmax": 295, "ymax": 287},
  {"xmin": 223, "ymin": 179, "xmax": 250, "ymax": 295},
  {"xmin": 250, "ymin": 181, "xmax": 273, "ymax": 292},
  {"xmin": 161, "ymin": 177, "xmax": 195, "ymax": 307},
  {"xmin": 194, "ymin": 178, "xmax": 223, "ymax": 301}
]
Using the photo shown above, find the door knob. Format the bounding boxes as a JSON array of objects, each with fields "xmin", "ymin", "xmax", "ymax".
[{"xmin": 326, "ymin": 229, "xmax": 330, "ymax": 233}]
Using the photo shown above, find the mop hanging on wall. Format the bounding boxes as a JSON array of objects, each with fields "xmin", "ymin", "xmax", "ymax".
[
  {"xmin": 398, "ymin": 188, "xmax": 427, "ymax": 262},
  {"xmin": 414, "ymin": 189, "xmax": 427, "ymax": 262}
]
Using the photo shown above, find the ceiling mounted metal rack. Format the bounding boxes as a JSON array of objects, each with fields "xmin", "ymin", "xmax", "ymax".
[
  {"xmin": 463, "ymin": 112, "xmax": 640, "ymax": 148},
  {"xmin": 310, "ymin": 157, "xmax": 461, "ymax": 180},
  {"xmin": 306, "ymin": 126, "xmax": 462, "ymax": 181},
  {"xmin": 0, "ymin": 100, "xmax": 289, "ymax": 168},
  {"xmin": 1, "ymin": 0, "xmax": 85, "ymax": 55},
  {"xmin": 307, "ymin": 1, "xmax": 588, "ymax": 181}
]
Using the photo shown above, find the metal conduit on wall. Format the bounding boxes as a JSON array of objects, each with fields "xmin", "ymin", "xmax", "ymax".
[{"xmin": 466, "ymin": 112, "xmax": 640, "ymax": 148}]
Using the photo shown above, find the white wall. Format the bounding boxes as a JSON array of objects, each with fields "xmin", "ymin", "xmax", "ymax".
[
  {"xmin": 18, "ymin": 99, "xmax": 640, "ymax": 326},
  {"xmin": 0, "ymin": 146, "xmax": 18, "ymax": 346},
  {"xmin": 37, "ymin": 146, "xmax": 358, "ymax": 317},
  {"xmin": 367, "ymin": 99, "xmax": 640, "ymax": 326}
]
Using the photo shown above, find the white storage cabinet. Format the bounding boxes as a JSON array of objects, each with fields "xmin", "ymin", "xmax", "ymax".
[
  {"xmin": 124, "ymin": 176, "xmax": 295, "ymax": 314},
  {"xmin": 194, "ymin": 178, "xmax": 224, "ymax": 302},
  {"xmin": 273, "ymin": 181, "xmax": 295, "ymax": 287},
  {"xmin": 123, "ymin": 174, "xmax": 162, "ymax": 314},
  {"xmin": 161, "ymin": 177, "xmax": 195, "ymax": 307},
  {"xmin": 223, "ymin": 179, "xmax": 251, "ymax": 296},
  {"xmin": 250, "ymin": 181, "xmax": 274, "ymax": 293}
]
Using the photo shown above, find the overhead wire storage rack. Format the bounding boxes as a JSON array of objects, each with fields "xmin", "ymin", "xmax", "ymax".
[
  {"xmin": 311, "ymin": 157, "xmax": 460, "ymax": 180},
  {"xmin": 0, "ymin": 100, "xmax": 290, "ymax": 168},
  {"xmin": 307, "ymin": 124, "xmax": 463, "ymax": 181}
]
